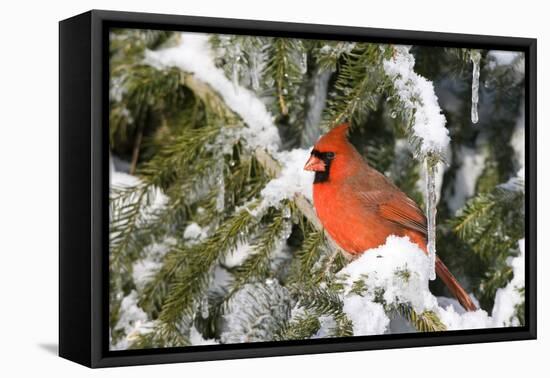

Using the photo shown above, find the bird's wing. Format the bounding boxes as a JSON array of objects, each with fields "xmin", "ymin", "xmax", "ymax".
[
  {"xmin": 356, "ymin": 189, "xmax": 427, "ymax": 237},
  {"xmin": 378, "ymin": 194, "xmax": 427, "ymax": 237}
]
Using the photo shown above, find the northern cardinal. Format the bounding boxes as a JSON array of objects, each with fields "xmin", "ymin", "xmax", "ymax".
[{"xmin": 304, "ymin": 123, "xmax": 477, "ymax": 312}]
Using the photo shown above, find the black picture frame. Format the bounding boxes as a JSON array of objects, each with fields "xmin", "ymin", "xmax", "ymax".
[{"xmin": 59, "ymin": 9, "xmax": 537, "ymax": 368}]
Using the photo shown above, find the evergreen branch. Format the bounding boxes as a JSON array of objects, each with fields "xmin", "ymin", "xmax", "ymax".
[
  {"xmin": 265, "ymin": 38, "xmax": 306, "ymax": 115},
  {"xmin": 110, "ymin": 65, "xmax": 185, "ymax": 151},
  {"xmin": 109, "ymin": 183, "xmax": 154, "ymax": 275},
  {"xmin": 394, "ymin": 304, "xmax": 447, "ymax": 332},
  {"xmin": 288, "ymin": 284, "xmax": 352, "ymax": 337},
  {"xmin": 274, "ymin": 313, "xmax": 320, "ymax": 341},
  {"xmin": 452, "ymin": 194, "xmax": 496, "ymax": 238},
  {"xmin": 450, "ymin": 184, "xmax": 524, "ymax": 260},
  {"xmin": 209, "ymin": 35, "xmax": 267, "ymax": 93},
  {"xmin": 323, "ymin": 43, "xmax": 384, "ymax": 129},
  {"xmin": 158, "ymin": 205, "xmax": 260, "ymax": 326},
  {"xmin": 138, "ymin": 126, "xmax": 220, "ymax": 189},
  {"xmin": 294, "ymin": 228, "xmax": 326, "ymax": 283},
  {"xmin": 315, "ymin": 41, "xmax": 356, "ymax": 72},
  {"xmin": 232, "ymin": 206, "xmax": 289, "ymax": 289},
  {"xmin": 110, "ymin": 29, "xmax": 174, "ymax": 59},
  {"xmin": 129, "ymin": 321, "xmax": 191, "ymax": 349},
  {"xmin": 155, "ymin": 67, "xmax": 347, "ymax": 263}
]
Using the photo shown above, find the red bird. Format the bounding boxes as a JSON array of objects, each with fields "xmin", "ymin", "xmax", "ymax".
[{"xmin": 304, "ymin": 123, "xmax": 477, "ymax": 312}]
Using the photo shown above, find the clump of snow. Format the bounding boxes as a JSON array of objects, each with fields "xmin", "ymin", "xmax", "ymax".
[
  {"xmin": 111, "ymin": 170, "xmax": 140, "ymax": 188},
  {"xmin": 114, "ymin": 291, "xmax": 148, "ymax": 334},
  {"xmin": 447, "ymin": 145, "xmax": 487, "ymax": 214},
  {"xmin": 109, "ymin": 74, "xmax": 127, "ymax": 103},
  {"xmin": 339, "ymin": 235, "xmax": 438, "ymax": 314},
  {"xmin": 437, "ymin": 304, "xmax": 492, "ymax": 330},
  {"xmin": 383, "ymin": 45, "xmax": 450, "ymax": 156},
  {"xmin": 312, "ymin": 315, "xmax": 337, "ymax": 338},
  {"xmin": 132, "ymin": 259, "xmax": 162, "ymax": 291},
  {"xmin": 492, "ymin": 239, "xmax": 525, "ymax": 326},
  {"xmin": 145, "ymin": 33, "xmax": 281, "ymax": 152},
  {"xmin": 183, "ymin": 222, "xmax": 207, "ymax": 241},
  {"xmin": 256, "ymin": 148, "xmax": 314, "ymax": 214},
  {"xmin": 336, "ymin": 236, "xmax": 502, "ymax": 334},
  {"xmin": 111, "ymin": 290, "xmax": 154, "ymax": 350},
  {"xmin": 343, "ymin": 296, "xmax": 390, "ymax": 336},
  {"xmin": 110, "ymin": 164, "xmax": 168, "ymax": 220},
  {"xmin": 318, "ymin": 42, "xmax": 356, "ymax": 62},
  {"xmin": 222, "ymin": 242, "xmax": 255, "ymax": 268},
  {"xmin": 132, "ymin": 240, "xmax": 174, "ymax": 290}
]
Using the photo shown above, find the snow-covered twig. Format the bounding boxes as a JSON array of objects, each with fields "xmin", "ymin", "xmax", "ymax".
[
  {"xmin": 145, "ymin": 33, "xmax": 281, "ymax": 152},
  {"xmin": 383, "ymin": 45, "xmax": 450, "ymax": 157}
]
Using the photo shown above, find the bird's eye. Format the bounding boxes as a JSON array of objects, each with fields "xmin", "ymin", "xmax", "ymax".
[{"xmin": 325, "ymin": 152, "xmax": 335, "ymax": 159}]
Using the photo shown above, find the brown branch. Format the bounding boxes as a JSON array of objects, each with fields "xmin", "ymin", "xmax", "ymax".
[{"xmin": 129, "ymin": 124, "xmax": 144, "ymax": 175}]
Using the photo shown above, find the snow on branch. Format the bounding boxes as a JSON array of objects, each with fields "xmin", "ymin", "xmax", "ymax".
[
  {"xmin": 336, "ymin": 235, "xmax": 514, "ymax": 334},
  {"xmin": 383, "ymin": 45, "xmax": 450, "ymax": 157},
  {"xmin": 145, "ymin": 33, "xmax": 281, "ymax": 152},
  {"xmin": 491, "ymin": 238, "xmax": 525, "ymax": 326},
  {"xmin": 338, "ymin": 235, "xmax": 436, "ymax": 335}
]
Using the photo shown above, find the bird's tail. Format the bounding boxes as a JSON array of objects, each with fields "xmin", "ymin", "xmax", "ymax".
[
  {"xmin": 408, "ymin": 233, "xmax": 477, "ymax": 312},
  {"xmin": 435, "ymin": 256, "xmax": 477, "ymax": 312}
]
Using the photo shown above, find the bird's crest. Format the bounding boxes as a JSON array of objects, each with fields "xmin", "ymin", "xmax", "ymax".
[{"xmin": 314, "ymin": 123, "xmax": 351, "ymax": 152}]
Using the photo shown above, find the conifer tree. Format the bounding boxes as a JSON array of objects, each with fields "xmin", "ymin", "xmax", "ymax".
[{"xmin": 108, "ymin": 29, "xmax": 525, "ymax": 349}]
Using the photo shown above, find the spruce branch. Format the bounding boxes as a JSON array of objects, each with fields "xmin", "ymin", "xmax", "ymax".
[
  {"xmin": 451, "ymin": 184, "xmax": 524, "ymax": 259},
  {"xmin": 158, "ymin": 205, "xmax": 260, "ymax": 326},
  {"xmin": 109, "ymin": 183, "xmax": 156, "ymax": 275},
  {"xmin": 265, "ymin": 38, "xmax": 306, "ymax": 115},
  {"xmin": 323, "ymin": 43, "xmax": 385, "ymax": 129},
  {"xmin": 232, "ymin": 206, "xmax": 289, "ymax": 290},
  {"xmin": 315, "ymin": 41, "xmax": 356, "ymax": 72},
  {"xmin": 393, "ymin": 304, "xmax": 447, "ymax": 332},
  {"xmin": 295, "ymin": 228, "xmax": 326, "ymax": 283},
  {"xmin": 274, "ymin": 313, "xmax": 321, "ymax": 341},
  {"xmin": 288, "ymin": 284, "xmax": 353, "ymax": 337}
]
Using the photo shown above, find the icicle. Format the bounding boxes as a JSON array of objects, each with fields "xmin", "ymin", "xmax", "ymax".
[
  {"xmin": 470, "ymin": 50, "xmax": 481, "ymax": 124},
  {"xmin": 425, "ymin": 160, "xmax": 437, "ymax": 281},
  {"xmin": 200, "ymin": 295, "xmax": 209, "ymax": 319},
  {"xmin": 216, "ymin": 162, "xmax": 225, "ymax": 213},
  {"xmin": 232, "ymin": 59, "xmax": 240, "ymax": 94},
  {"xmin": 250, "ymin": 51, "xmax": 260, "ymax": 91},
  {"xmin": 281, "ymin": 219, "xmax": 293, "ymax": 240},
  {"xmin": 299, "ymin": 51, "xmax": 308, "ymax": 74},
  {"xmin": 282, "ymin": 205, "xmax": 291, "ymax": 219}
]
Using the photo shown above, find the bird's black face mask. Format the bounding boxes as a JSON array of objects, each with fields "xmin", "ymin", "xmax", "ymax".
[{"xmin": 305, "ymin": 149, "xmax": 335, "ymax": 184}]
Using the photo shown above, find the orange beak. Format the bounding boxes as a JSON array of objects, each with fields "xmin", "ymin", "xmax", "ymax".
[{"xmin": 304, "ymin": 155, "xmax": 326, "ymax": 172}]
